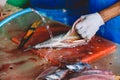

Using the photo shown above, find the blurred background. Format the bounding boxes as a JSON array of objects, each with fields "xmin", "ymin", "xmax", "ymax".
[{"xmin": 1, "ymin": 0, "xmax": 88, "ymax": 26}]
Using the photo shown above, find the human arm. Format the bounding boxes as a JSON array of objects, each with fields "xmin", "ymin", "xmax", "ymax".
[
  {"xmin": 100, "ymin": 1, "xmax": 120, "ymax": 22},
  {"xmin": 75, "ymin": 1, "xmax": 120, "ymax": 40}
]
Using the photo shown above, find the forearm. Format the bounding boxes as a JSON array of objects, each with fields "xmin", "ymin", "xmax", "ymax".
[{"xmin": 99, "ymin": 1, "xmax": 120, "ymax": 22}]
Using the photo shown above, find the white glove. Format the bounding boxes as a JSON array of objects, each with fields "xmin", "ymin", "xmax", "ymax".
[{"xmin": 74, "ymin": 12, "xmax": 104, "ymax": 40}]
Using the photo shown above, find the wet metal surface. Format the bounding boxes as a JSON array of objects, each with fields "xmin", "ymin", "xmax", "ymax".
[
  {"xmin": 0, "ymin": 12, "xmax": 52, "ymax": 80},
  {"xmin": 0, "ymin": 36, "xmax": 52, "ymax": 80},
  {"xmin": 91, "ymin": 44, "xmax": 120, "ymax": 75}
]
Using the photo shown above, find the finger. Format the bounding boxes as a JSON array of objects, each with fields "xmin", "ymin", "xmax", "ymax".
[
  {"xmin": 86, "ymin": 35, "xmax": 92, "ymax": 40},
  {"xmin": 72, "ymin": 16, "xmax": 86, "ymax": 30},
  {"xmin": 75, "ymin": 23, "xmax": 83, "ymax": 30},
  {"xmin": 86, "ymin": 31, "xmax": 95, "ymax": 40},
  {"xmin": 81, "ymin": 31, "xmax": 88, "ymax": 39}
]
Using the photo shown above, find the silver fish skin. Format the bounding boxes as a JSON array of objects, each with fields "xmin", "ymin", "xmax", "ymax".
[
  {"xmin": 66, "ymin": 62, "xmax": 91, "ymax": 72},
  {"xmin": 45, "ymin": 69, "xmax": 69, "ymax": 80}
]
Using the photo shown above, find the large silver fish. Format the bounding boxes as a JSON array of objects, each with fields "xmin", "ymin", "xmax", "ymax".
[{"xmin": 36, "ymin": 62, "xmax": 91, "ymax": 80}]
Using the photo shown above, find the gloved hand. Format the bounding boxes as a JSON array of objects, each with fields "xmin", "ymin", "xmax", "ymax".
[{"xmin": 74, "ymin": 12, "xmax": 104, "ymax": 40}]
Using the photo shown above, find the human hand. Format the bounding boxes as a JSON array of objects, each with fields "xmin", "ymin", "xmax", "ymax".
[{"xmin": 73, "ymin": 12, "xmax": 104, "ymax": 40}]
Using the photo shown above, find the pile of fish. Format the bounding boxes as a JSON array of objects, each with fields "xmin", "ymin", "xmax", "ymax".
[{"xmin": 35, "ymin": 62, "xmax": 115, "ymax": 80}]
